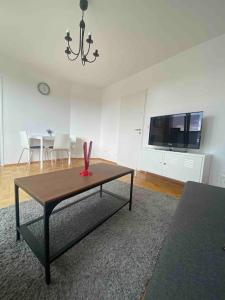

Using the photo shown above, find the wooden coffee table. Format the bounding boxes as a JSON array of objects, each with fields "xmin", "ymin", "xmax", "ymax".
[{"xmin": 15, "ymin": 163, "xmax": 134, "ymax": 284}]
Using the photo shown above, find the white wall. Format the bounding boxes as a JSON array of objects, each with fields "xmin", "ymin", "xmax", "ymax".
[
  {"xmin": 2, "ymin": 34, "xmax": 225, "ymax": 187},
  {"xmin": 0, "ymin": 55, "xmax": 103, "ymax": 164},
  {"xmin": 0, "ymin": 57, "xmax": 71, "ymax": 164},
  {"xmin": 70, "ymin": 83, "xmax": 102, "ymax": 158},
  {"xmin": 100, "ymin": 34, "xmax": 225, "ymax": 187}
]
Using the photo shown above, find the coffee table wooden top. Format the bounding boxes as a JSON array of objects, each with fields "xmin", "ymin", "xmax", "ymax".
[{"xmin": 15, "ymin": 163, "xmax": 133, "ymax": 205}]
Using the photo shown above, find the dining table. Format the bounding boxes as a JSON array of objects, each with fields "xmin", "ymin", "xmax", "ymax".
[{"xmin": 30, "ymin": 135, "xmax": 54, "ymax": 168}]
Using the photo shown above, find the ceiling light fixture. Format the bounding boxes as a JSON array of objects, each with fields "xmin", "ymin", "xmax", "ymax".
[{"xmin": 64, "ymin": 0, "xmax": 99, "ymax": 66}]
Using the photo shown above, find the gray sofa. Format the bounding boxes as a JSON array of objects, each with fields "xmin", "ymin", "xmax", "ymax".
[{"xmin": 144, "ymin": 181, "xmax": 225, "ymax": 300}]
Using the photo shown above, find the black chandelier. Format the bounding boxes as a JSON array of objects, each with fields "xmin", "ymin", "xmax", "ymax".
[{"xmin": 64, "ymin": 0, "xmax": 99, "ymax": 66}]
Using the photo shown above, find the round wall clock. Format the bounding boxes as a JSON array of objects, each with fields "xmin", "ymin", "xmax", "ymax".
[{"xmin": 37, "ymin": 82, "xmax": 50, "ymax": 95}]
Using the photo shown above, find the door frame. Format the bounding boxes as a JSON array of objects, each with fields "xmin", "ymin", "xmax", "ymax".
[{"xmin": 0, "ymin": 75, "xmax": 4, "ymax": 166}]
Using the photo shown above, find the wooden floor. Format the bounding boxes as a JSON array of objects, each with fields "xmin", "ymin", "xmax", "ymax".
[{"xmin": 0, "ymin": 158, "xmax": 184, "ymax": 209}]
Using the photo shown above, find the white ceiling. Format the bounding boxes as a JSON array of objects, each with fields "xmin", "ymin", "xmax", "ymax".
[{"xmin": 1, "ymin": 0, "xmax": 225, "ymax": 87}]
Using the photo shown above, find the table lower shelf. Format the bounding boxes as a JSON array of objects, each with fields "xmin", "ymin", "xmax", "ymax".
[{"xmin": 17, "ymin": 189, "xmax": 130, "ymax": 266}]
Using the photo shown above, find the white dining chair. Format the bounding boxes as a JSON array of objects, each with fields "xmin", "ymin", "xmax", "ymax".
[
  {"xmin": 17, "ymin": 131, "xmax": 44, "ymax": 165},
  {"xmin": 46, "ymin": 133, "xmax": 71, "ymax": 165}
]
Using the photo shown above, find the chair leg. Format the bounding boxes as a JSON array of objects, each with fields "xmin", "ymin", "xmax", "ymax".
[
  {"xmin": 29, "ymin": 150, "xmax": 33, "ymax": 164},
  {"xmin": 68, "ymin": 151, "xmax": 71, "ymax": 165},
  {"xmin": 17, "ymin": 148, "xmax": 25, "ymax": 165},
  {"xmin": 50, "ymin": 151, "xmax": 54, "ymax": 166},
  {"xmin": 28, "ymin": 149, "xmax": 31, "ymax": 164},
  {"xmin": 43, "ymin": 149, "xmax": 47, "ymax": 163},
  {"xmin": 45, "ymin": 150, "xmax": 49, "ymax": 162}
]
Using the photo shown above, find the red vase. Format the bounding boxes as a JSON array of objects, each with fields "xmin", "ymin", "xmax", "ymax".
[{"xmin": 80, "ymin": 141, "xmax": 93, "ymax": 176}]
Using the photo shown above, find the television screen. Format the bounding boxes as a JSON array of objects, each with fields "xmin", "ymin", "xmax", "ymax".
[{"xmin": 148, "ymin": 111, "xmax": 203, "ymax": 149}]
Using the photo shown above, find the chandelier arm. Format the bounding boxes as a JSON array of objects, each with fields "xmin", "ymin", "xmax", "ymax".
[
  {"xmin": 86, "ymin": 56, "xmax": 97, "ymax": 63},
  {"xmin": 68, "ymin": 45, "xmax": 80, "ymax": 57},
  {"xmin": 85, "ymin": 43, "xmax": 91, "ymax": 57},
  {"xmin": 67, "ymin": 54, "xmax": 79, "ymax": 61},
  {"xmin": 67, "ymin": 27, "xmax": 82, "ymax": 57},
  {"xmin": 67, "ymin": 42, "xmax": 80, "ymax": 60},
  {"xmin": 68, "ymin": 45, "xmax": 79, "ymax": 57}
]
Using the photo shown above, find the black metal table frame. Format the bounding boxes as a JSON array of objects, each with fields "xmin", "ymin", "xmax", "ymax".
[{"xmin": 15, "ymin": 170, "xmax": 134, "ymax": 284}]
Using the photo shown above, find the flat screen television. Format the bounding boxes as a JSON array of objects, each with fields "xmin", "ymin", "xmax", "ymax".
[{"xmin": 148, "ymin": 111, "xmax": 203, "ymax": 149}]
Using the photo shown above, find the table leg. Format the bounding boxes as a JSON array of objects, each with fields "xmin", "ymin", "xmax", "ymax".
[
  {"xmin": 129, "ymin": 171, "xmax": 134, "ymax": 211},
  {"xmin": 15, "ymin": 184, "xmax": 20, "ymax": 240},
  {"xmin": 100, "ymin": 185, "xmax": 103, "ymax": 198},
  {"xmin": 44, "ymin": 206, "xmax": 51, "ymax": 284}
]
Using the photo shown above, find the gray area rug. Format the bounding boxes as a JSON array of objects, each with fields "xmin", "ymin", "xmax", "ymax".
[{"xmin": 0, "ymin": 181, "xmax": 178, "ymax": 300}]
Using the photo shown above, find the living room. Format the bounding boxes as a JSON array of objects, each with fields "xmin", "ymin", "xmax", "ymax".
[{"xmin": 1, "ymin": 1, "xmax": 225, "ymax": 299}]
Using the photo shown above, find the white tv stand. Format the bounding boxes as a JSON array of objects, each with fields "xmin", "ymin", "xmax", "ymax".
[{"xmin": 139, "ymin": 148, "xmax": 211, "ymax": 183}]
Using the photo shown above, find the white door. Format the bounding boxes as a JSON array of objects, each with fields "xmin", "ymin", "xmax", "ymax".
[
  {"xmin": 163, "ymin": 152, "xmax": 203, "ymax": 182},
  {"xmin": 140, "ymin": 149, "xmax": 164, "ymax": 175},
  {"xmin": 180, "ymin": 154, "xmax": 203, "ymax": 182},
  {"xmin": 117, "ymin": 91, "xmax": 146, "ymax": 169},
  {"xmin": 163, "ymin": 152, "xmax": 183, "ymax": 180}
]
